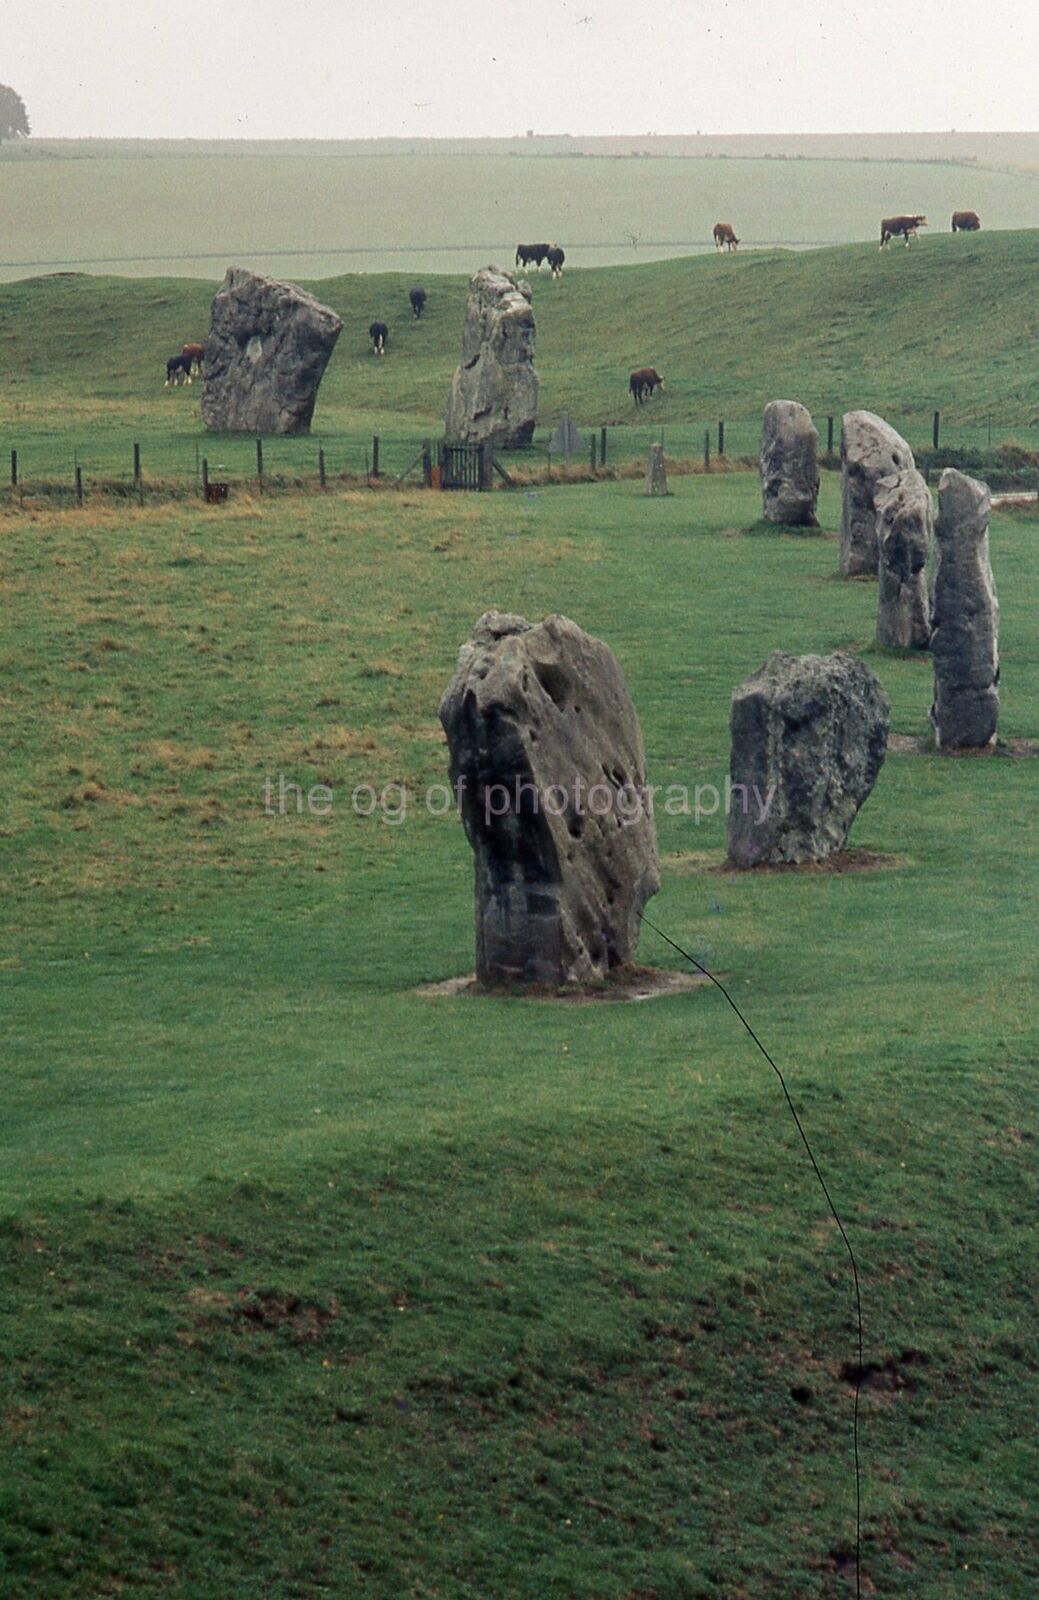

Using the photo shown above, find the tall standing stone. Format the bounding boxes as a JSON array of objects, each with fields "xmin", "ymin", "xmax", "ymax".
[
  {"xmin": 439, "ymin": 612, "xmax": 660, "ymax": 986},
  {"xmin": 840, "ymin": 411, "xmax": 915, "ymax": 575},
  {"xmin": 759, "ymin": 400, "xmax": 820, "ymax": 526},
  {"xmin": 727, "ymin": 652, "xmax": 890, "ymax": 867},
  {"xmin": 875, "ymin": 469, "xmax": 934, "ymax": 649},
  {"xmin": 644, "ymin": 443, "xmax": 669, "ymax": 496},
  {"xmin": 930, "ymin": 469, "xmax": 999, "ymax": 749},
  {"xmin": 201, "ymin": 267, "xmax": 342, "ymax": 435},
  {"xmin": 444, "ymin": 268, "xmax": 539, "ymax": 448}
]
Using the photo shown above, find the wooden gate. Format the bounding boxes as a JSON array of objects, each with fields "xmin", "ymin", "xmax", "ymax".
[{"xmin": 438, "ymin": 441, "xmax": 489, "ymax": 491}]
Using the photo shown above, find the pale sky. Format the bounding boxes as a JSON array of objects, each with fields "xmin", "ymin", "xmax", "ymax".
[{"xmin": 7, "ymin": 0, "xmax": 1039, "ymax": 140}]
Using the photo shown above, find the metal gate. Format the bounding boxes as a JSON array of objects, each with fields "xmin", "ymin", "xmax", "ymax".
[{"xmin": 438, "ymin": 441, "xmax": 490, "ymax": 491}]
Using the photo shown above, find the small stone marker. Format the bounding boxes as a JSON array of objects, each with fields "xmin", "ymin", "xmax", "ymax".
[
  {"xmin": 759, "ymin": 400, "xmax": 819, "ymax": 525},
  {"xmin": 727, "ymin": 651, "xmax": 890, "ymax": 866},
  {"xmin": 875, "ymin": 469, "xmax": 933, "ymax": 649},
  {"xmin": 930, "ymin": 469, "xmax": 999, "ymax": 749},
  {"xmin": 840, "ymin": 411, "xmax": 915, "ymax": 576},
  {"xmin": 548, "ymin": 414, "xmax": 586, "ymax": 456},
  {"xmin": 201, "ymin": 267, "xmax": 342, "ymax": 436},
  {"xmin": 444, "ymin": 267, "xmax": 539, "ymax": 448},
  {"xmin": 439, "ymin": 611, "xmax": 660, "ymax": 986},
  {"xmin": 644, "ymin": 443, "xmax": 669, "ymax": 496}
]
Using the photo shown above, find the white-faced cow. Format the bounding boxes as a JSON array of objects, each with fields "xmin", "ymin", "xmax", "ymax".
[
  {"xmin": 629, "ymin": 367, "xmax": 665, "ymax": 404},
  {"xmin": 951, "ymin": 211, "xmax": 981, "ymax": 233},
  {"xmin": 369, "ymin": 321, "xmax": 388, "ymax": 356},
  {"xmin": 409, "ymin": 286, "xmax": 427, "ymax": 318},
  {"xmin": 713, "ymin": 222, "xmax": 739, "ymax": 251},
  {"xmin": 880, "ymin": 215, "xmax": 928, "ymax": 248},
  {"xmin": 515, "ymin": 243, "xmax": 550, "ymax": 270},
  {"xmin": 546, "ymin": 245, "xmax": 565, "ymax": 279}
]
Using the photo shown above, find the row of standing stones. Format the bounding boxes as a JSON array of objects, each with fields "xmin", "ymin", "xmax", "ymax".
[
  {"xmin": 195, "ymin": 269, "xmax": 999, "ymax": 987},
  {"xmin": 760, "ymin": 399, "xmax": 1000, "ymax": 751}
]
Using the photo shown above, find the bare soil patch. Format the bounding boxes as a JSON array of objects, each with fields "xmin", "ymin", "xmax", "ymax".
[{"xmin": 417, "ymin": 965, "xmax": 708, "ymax": 1003}]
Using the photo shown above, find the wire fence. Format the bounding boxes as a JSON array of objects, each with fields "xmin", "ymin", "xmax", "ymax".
[{"xmin": 3, "ymin": 409, "xmax": 1039, "ymax": 505}]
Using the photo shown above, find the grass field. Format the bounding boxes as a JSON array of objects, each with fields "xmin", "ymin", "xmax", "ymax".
[
  {"xmin": 2, "ymin": 137, "xmax": 1039, "ymax": 280},
  {"xmin": 3, "ymin": 231, "xmax": 1039, "ymax": 494},
  {"xmin": 2, "ymin": 454, "xmax": 1038, "ymax": 1596}
]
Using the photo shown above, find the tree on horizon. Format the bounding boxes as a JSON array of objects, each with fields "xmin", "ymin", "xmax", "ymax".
[{"xmin": 0, "ymin": 85, "xmax": 30, "ymax": 142}]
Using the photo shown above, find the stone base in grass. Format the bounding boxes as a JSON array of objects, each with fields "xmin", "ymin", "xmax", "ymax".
[{"xmin": 416, "ymin": 965, "xmax": 708, "ymax": 1003}]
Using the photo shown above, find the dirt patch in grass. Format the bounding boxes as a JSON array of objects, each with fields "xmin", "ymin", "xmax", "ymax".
[
  {"xmin": 888, "ymin": 732, "xmax": 1038, "ymax": 758},
  {"xmin": 665, "ymin": 847, "xmax": 905, "ymax": 875},
  {"xmin": 417, "ymin": 965, "xmax": 708, "ymax": 1003}
]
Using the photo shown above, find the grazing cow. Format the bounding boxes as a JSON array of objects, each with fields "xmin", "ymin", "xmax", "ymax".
[
  {"xmin": 880, "ymin": 214, "xmax": 928, "ymax": 248},
  {"xmin": 409, "ymin": 286, "xmax": 427, "ymax": 318},
  {"xmin": 515, "ymin": 243, "xmax": 550, "ymax": 270},
  {"xmin": 546, "ymin": 245, "xmax": 565, "ymax": 279},
  {"xmin": 164, "ymin": 353, "xmax": 194, "ymax": 387},
  {"xmin": 713, "ymin": 222, "xmax": 739, "ymax": 251},
  {"xmin": 182, "ymin": 342, "xmax": 205, "ymax": 374},
  {"xmin": 629, "ymin": 366, "xmax": 665, "ymax": 404},
  {"xmin": 951, "ymin": 210, "xmax": 981, "ymax": 233},
  {"xmin": 369, "ymin": 321, "xmax": 388, "ymax": 355}
]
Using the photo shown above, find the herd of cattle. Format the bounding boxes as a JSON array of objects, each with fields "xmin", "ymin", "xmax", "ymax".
[{"xmin": 164, "ymin": 206, "xmax": 985, "ymax": 396}]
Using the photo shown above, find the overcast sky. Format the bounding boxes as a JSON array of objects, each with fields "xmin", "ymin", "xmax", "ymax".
[{"xmin": 7, "ymin": 0, "xmax": 1039, "ymax": 140}]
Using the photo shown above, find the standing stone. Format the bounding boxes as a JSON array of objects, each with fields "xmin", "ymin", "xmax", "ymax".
[
  {"xmin": 840, "ymin": 411, "xmax": 915, "ymax": 575},
  {"xmin": 439, "ymin": 612, "xmax": 660, "ymax": 986},
  {"xmin": 759, "ymin": 400, "xmax": 820, "ymax": 526},
  {"xmin": 201, "ymin": 266, "xmax": 342, "ymax": 435},
  {"xmin": 875, "ymin": 469, "xmax": 934, "ymax": 648},
  {"xmin": 930, "ymin": 469, "xmax": 999, "ymax": 749},
  {"xmin": 727, "ymin": 652, "xmax": 890, "ymax": 867},
  {"xmin": 644, "ymin": 443, "xmax": 669, "ymax": 496},
  {"xmin": 444, "ymin": 268, "xmax": 539, "ymax": 448}
]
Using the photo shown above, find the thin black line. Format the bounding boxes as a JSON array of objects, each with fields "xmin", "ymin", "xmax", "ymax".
[{"xmin": 638, "ymin": 909, "xmax": 863, "ymax": 1600}]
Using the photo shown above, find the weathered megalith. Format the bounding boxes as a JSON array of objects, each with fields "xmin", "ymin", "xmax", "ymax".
[
  {"xmin": 930, "ymin": 469, "xmax": 999, "ymax": 749},
  {"xmin": 444, "ymin": 268, "xmax": 538, "ymax": 448},
  {"xmin": 201, "ymin": 267, "xmax": 342, "ymax": 435},
  {"xmin": 727, "ymin": 652, "xmax": 890, "ymax": 867},
  {"xmin": 760, "ymin": 400, "xmax": 820, "ymax": 526},
  {"xmin": 875, "ymin": 469, "xmax": 934, "ymax": 648},
  {"xmin": 840, "ymin": 411, "xmax": 915, "ymax": 575},
  {"xmin": 439, "ymin": 611, "xmax": 660, "ymax": 986},
  {"xmin": 644, "ymin": 443, "xmax": 669, "ymax": 496}
]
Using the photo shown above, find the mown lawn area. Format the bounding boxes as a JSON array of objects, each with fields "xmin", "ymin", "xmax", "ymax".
[{"xmin": 1, "ymin": 471, "xmax": 1037, "ymax": 1597}]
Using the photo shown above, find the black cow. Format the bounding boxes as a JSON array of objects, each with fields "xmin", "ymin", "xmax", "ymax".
[
  {"xmin": 629, "ymin": 366, "xmax": 665, "ymax": 404},
  {"xmin": 164, "ymin": 353, "xmax": 194, "ymax": 387},
  {"xmin": 369, "ymin": 321, "xmax": 388, "ymax": 355},
  {"xmin": 546, "ymin": 246, "xmax": 565, "ymax": 279},
  {"xmin": 409, "ymin": 286, "xmax": 427, "ymax": 318},
  {"xmin": 515, "ymin": 243, "xmax": 550, "ymax": 270}
]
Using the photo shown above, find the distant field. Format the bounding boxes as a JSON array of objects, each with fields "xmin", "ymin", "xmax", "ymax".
[{"xmin": 2, "ymin": 139, "xmax": 1038, "ymax": 280}]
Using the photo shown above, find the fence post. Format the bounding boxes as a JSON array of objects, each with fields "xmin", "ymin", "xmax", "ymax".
[
  {"xmin": 75, "ymin": 466, "xmax": 84, "ymax": 506},
  {"xmin": 422, "ymin": 440, "xmax": 432, "ymax": 488},
  {"xmin": 372, "ymin": 435, "xmax": 380, "ymax": 478},
  {"xmin": 133, "ymin": 442, "xmax": 141, "ymax": 486},
  {"xmin": 318, "ymin": 447, "xmax": 326, "ymax": 489},
  {"xmin": 718, "ymin": 419, "xmax": 725, "ymax": 456},
  {"xmin": 827, "ymin": 416, "xmax": 834, "ymax": 455},
  {"xmin": 10, "ymin": 449, "xmax": 16, "ymax": 487},
  {"xmin": 704, "ymin": 430, "xmax": 711, "ymax": 472},
  {"xmin": 589, "ymin": 435, "xmax": 597, "ymax": 473},
  {"xmin": 201, "ymin": 458, "xmax": 210, "ymax": 500},
  {"xmin": 256, "ymin": 438, "xmax": 264, "ymax": 490},
  {"xmin": 933, "ymin": 410, "xmax": 941, "ymax": 450},
  {"xmin": 600, "ymin": 426, "xmax": 607, "ymax": 466}
]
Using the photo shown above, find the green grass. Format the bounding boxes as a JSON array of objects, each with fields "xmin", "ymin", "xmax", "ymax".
[
  {"xmin": 3, "ymin": 231, "xmax": 1039, "ymax": 493},
  {"xmin": 4, "ymin": 138, "xmax": 1039, "ymax": 281},
  {"xmin": 2, "ymin": 469, "xmax": 1038, "ymax": 1596}
]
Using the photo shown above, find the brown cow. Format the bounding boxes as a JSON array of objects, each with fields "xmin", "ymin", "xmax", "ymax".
[
  {"xmin": 629, "ymin": 367, "xmax": 665, "ymax": 404},
  {"xmin": 182, "ymin": 342, "xmax": 205, "ymax": 375},
  {"xmin": 880, "ymin": 215, "xmax": 928, "ymax": 248},
  {"xmin": 713, "ymin": 222, "xmax": 739, "ymax": 252},
  {"xmin": 951, "ymin": 210, "xmax": 981, "ymax": 233}
]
